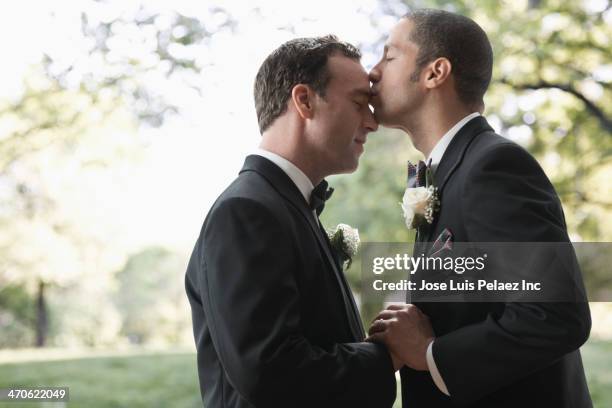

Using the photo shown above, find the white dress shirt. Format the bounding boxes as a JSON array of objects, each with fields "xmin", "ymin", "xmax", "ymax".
[
  {"xmin": 253, "ymin": 148, "xmax": 318, "ymax": 221},
  {"xmin": 424, "ymin": 111, "xmax": 480, "ymax": 397}
]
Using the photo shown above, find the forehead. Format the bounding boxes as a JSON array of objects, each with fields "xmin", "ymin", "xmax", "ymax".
[
  {"xmin": 387, "ymin": 18, "xmax": 417, "ymax": 51},
  {"xmin": 326, "ymin": 55, "xmax": 370, "ymax": 92}
]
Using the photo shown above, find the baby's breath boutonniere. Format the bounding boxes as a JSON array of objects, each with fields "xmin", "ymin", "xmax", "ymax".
[
  {"xmin": 400, "ymin": 160, "xmax": 440, "ymax": 229},
  {"xmin": 327, "ymin": 223, "xmax": 360, "ymax": 269}
]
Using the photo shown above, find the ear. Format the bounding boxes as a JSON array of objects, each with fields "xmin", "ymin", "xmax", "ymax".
[
  {"xmin": 423, "ymin": 57, "xmax": 452, "ymax": 90},
  {"xmin": 291, "ymin": 84, "xmax": 315, "ymax": 120}
]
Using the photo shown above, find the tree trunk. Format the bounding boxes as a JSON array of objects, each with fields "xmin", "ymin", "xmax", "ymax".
[{"xmin": 35, "ymin": 280, "xmax": 47, "ymax": 347}]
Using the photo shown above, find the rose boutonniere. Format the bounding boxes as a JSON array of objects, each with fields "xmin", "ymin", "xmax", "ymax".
[
  {"xmin": 327, "ymin": 223, "xmax": 360, "ymax": 269},
  {"xmin": 400, "ymin": 160, "xmax": 439, "ymax": 229}
]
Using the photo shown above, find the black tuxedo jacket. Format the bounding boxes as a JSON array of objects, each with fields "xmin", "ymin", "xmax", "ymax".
[
  {"xmin": 185, "ymin": 155, "xmax": 396, "ymax": 408},
  {"xmin": 401, "ymin": 116, "xmax": 592, "ymax": 407}
]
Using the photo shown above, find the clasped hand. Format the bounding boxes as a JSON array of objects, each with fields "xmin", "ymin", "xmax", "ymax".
[{"xmin": 366, "ymin": 304, "xmax": 434, "ymax": 372}]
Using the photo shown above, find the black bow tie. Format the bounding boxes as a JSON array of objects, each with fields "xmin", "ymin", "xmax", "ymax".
[
  {"xmin": 407, "ymin": 159, "xmax": 431, "ymax": 188},
  {"xmin": 310, "ymin": 180, "xmax": 334, "ymax": 216}
]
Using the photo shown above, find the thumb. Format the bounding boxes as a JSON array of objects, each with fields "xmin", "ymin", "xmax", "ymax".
[{"xmin": 365, "ymin": 331, "xmax": 387, "ymax": 344}]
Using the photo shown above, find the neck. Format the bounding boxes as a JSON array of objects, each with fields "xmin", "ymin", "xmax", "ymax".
[
  {"xmin": 260, "ymin": 122, "xmax": 324, "ymax": 186},
  {"xmin": 402, "ymin": 103, "xmax": 473, "ymax": 158}
]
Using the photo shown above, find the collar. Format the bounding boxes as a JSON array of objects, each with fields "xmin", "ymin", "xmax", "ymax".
[
  {"xmin": 427, "ymin": 112, "xmax": 481, "ymax": 171},
  {"xmin": 253, "ymin": 148, "xmax": 315, "ymax": 204}
]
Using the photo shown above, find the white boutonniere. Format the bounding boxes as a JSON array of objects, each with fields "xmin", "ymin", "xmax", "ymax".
[
  {"xmin": 401, "ymin": 161, "xmax": 439, "ymax": 229},
  {"xmin": 327, "ymin": 223, "xmax": 360, "ymax": 269}
]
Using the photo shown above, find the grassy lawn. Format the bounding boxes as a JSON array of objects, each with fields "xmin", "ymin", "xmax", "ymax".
[
  {"xmin": 0, "ymin": 341, "xmax": 609, "ymax": 408},
  {"xmin": 0, "ymin": 350, "xmax": 202, "ymax": 408}
]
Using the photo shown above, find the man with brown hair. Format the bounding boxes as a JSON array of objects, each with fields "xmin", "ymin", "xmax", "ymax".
[{"xmin": 185, "ymin": 35, "xmax": 398, "ymax": 407}]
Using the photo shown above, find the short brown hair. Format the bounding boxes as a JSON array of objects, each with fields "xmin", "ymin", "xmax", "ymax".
[
  {"xmin": 254, "ymin": 35, "xmax": 361, "ymax": 133},
  {"xmin": 405, "ymin": 9, "xmax": 493, "ymax": 108}
]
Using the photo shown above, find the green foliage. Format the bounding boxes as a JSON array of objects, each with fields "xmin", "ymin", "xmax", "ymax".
[
  {"xmin": 403, "ymin": 0, "xmax": 612, "ymax": 240},
  {"xmin": 581, "ymin": 340, "xmax": 612, "ymax": 405},
  {"xmin": 0, "ymin": 3, "xmax": 236, "ymax": 350},
  {"xmin": 0, "ymin": 285, "xmax": 35, "ymax": 326},
  {"xmin": 0, "ymin": 285, "xmax": 35, "ymax": 348},
  {"xmin": 113, "ymin": 247, "xmax": 190, "ymax": 345},
  {"xmin": 324, "ymin": 0, "xmax": 611, "ymax": 246}
]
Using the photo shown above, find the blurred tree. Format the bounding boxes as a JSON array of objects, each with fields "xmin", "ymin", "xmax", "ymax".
[
  {"xmin": 1, "ymin": 2, "xmax": 236, "ymax": 172},
  {"xmin": 394, "ymin": 0, "xmax": 612, "ymax": 239},
  {"xmin": 0, "ymin": 2, "xmax": 235, "ymax": 347},
  {"xmin": 113, "ymin": 247, "xmax": 191, "ymax": 345}
]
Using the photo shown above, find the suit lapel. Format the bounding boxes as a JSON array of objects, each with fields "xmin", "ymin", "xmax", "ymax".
[
  {"xmin": 421, "ymin": 117, "xmax": 494, "ymax": 243},
  {"xmin": 434, "ymin": 117, "xmax": 493, "ymax": 193},
  {"xmin": 318, "ymin": 219, "xmax": 366, "ymax": 338},
  {"xmin": 240, "ymin": 155, "xmax": 365, "ymax": 340}
]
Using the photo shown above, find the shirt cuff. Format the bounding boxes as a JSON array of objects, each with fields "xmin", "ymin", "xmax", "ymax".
[{"xmin": 426, "ymin": 340, "xmax": 450, "ymax": 396}]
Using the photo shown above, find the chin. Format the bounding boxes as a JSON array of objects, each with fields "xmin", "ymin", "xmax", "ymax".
[
  {"xmin": 335, "ymin": 161, "xmax": 359, "ymax": 175},
  {"xmin": 347, "ymin": 158, "xmax": 360, "ymax": 173}
]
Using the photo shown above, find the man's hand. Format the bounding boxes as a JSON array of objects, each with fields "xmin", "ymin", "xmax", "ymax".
[
  {"xmin": 389, "ymin": 351, "xmax": 404, "ymax": 371},
  {"xmin": 366, "ymin": 304, "xmax": 434, "ymax": 371}
]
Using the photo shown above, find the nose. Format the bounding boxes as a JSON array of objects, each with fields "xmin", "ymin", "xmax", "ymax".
[{"xmin": 369, "ymin": 65, "xmax": 381, "ymax": 83}]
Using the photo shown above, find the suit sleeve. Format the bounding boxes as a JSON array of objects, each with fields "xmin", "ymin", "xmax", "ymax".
[
  {"xmin": 432, "ymin": 143, "xmax": 591, "ymax": 406},
  {"xmin": 199, "ymin": 197, "xmax": 396, "ymax": 407}
]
